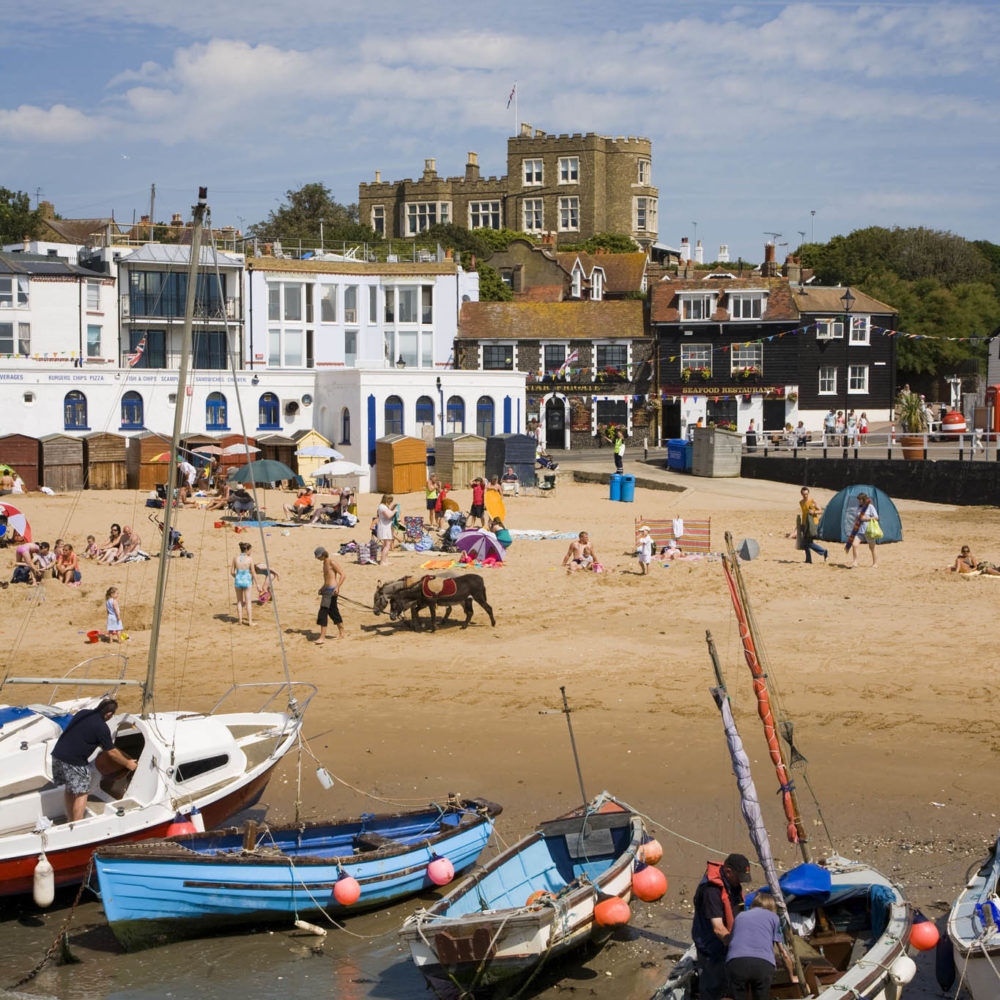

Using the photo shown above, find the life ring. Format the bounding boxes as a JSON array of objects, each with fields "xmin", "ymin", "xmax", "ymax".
[{"xmin": 526, "ymin": 889, "xmax": 555, "ymax": 908}]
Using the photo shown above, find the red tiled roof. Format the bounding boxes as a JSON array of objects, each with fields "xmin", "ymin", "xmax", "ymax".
[
  {"xmin": 553, "ymin": 251, "xmax": 646, "ymax": 293},
  {"xmin": 650, "ymin": 277, "xmax": 798, "ymax": 322},
  {"xmin": 458, "ymin": 300, "xmax": 646, "ymax": 340},
  {"xmin": 514, "ymin": 285, "xmax": 564, "ymax": 302}
]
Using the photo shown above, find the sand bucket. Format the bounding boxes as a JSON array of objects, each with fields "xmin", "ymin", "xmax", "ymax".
[
  {"xmin": 214, "ymin": 521, "xmax": 223, "ymax": 529},
  {"xmin": 86, "ymin": 630, "xmax": 101, "ymax": 643}
]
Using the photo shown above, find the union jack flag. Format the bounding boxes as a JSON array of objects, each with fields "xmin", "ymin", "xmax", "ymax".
[
  {"xmin": 507, "ymin": 83, "xmax": 516, "ymax": 109},
  {"xmin": 126, "ymin": 336, "xmax": 147, "ymax": 367},
  {"xmin": 557, "ymin": 349, "xmax": 579, "ymax": 376}
]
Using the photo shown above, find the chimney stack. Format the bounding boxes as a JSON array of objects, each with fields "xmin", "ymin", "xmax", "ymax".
[
  {"xmin": 679, "ymin": 236, "xmax": 690, "ymax": 262},
  {"xmin": 695, "ymin": 239, "xmax": 704, "ymax": 264},
  {"xmin": 465, "ymin": 151, "xmax": 480, "ymax": 182},
  {"xmin": 783, "ymin": 254, "xmax": 802, "ymax": 283},
  {"xmin": 761, "ymin": 243, "xmax": 778, "ymax": 277},
  {"xmin": 717, "ymin": 244, "xmax": 730, "ymax": 263},
  {"xmin": 375, "ymin": 170, "xmax": 381, "ymax": 183},
  {"xmin": 423, "ymin": 158, "xmax": 437, "ymax": 179},
  {"xmin": 520, "ymin": 122, "xmax": 532, "ymax": 137}
]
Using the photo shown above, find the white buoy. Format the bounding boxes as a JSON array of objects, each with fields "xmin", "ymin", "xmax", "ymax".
[
  {"xmin": 294, "ymin": 919, "xmax": 327, "ymax": 937},
  {"xmin": 33, "ymin": 851, "xmax": 54, "ymax": 908},
  {"xmin": 889, "ymin": 953, "xmax": 917, "ymax": 985},
  {"xmin": 189, "ymin": 806, "xmax": 206, "ymax": 832}
]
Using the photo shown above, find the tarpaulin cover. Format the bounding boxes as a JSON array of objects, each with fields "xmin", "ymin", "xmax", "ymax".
[{"xmin": 779, "ymin": 862, "xmax": 833, "ymax": 897}]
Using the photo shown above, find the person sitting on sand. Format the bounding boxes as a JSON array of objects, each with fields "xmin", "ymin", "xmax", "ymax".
[
  {"xmin": 562, "ymin": 531, "xmax": 596, "ymax": 573},
  {"xmin": 112, "ymin": 526, "xmax": 141, "ymax": 564},
  {"xmin": 56, "ymin": 543, "xmax": 80, "ymax": 585},
  {"xmin": 97, "ymin": 524, "xmax": 123, "ymax": 563},
  {"xmin": 205, "ymin": 471, "xmax": 231, "ymax": 511},
  {"xmin": 83, "ymin": 535, "xmax": 99, "ymax": 559},
  {"xmin": 489, "ymin": 518, "xmax": 512, "ymax": 549},
  {"xmin": 660, "ymin": 538, "xmax": 682, "ymax": 560},
  {"xmin": 950, "ymin": 546, "xmax": 1000, "ymax": 576}
]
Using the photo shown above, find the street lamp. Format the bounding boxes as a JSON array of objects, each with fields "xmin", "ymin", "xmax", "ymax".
[{"xmin": 841, "ymin": 288, "xmax": 855, "ymax": 446}]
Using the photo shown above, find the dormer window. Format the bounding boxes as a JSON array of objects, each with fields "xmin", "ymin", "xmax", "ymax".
[
  {"xmin": 679, "ymin": 293, "xmax": 715, "ymax": 321},
  {"xmin": 729, "ymin": 293, "xmax": 765, "ymax": 320},
  {"xmin": 591, "ymin": 270, "xmax": 604, "ymax": 301},
  {"xmin": 571, "ymin": 269, "xmax": 582, "ymax": 298}
]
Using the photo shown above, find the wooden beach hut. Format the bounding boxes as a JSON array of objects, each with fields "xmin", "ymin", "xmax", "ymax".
[
  {"xmin": 486, "ymin": 433, "xmax": 537, "ymax": 487},
  {"xmin": 83, "ymin": 432, "xmax": 128, "ymax": 490},
  {"xmin": 375, "ymin": 434, "xmax": 427, "ymax": 495},
  {"xmin": 291, "ymin": 428, "xmax": 334, "ymax": 481},
  {"xmin": 39, "ymin": 434, "xmax": 85, "ymax": 493},
  {"xmin": 0, "ymin": 434, "xmax": 41, "ymax": 491},
  {"xmin": 219, "ymin": 434, "xmax": 257, "ymax": 475},
  {"xmin": 433, "ymin": 433, "xmax": 485, "ymax": 489},
  {"xmin": 257, "ymin": 433, "xmax": 297, "ymax": 477},
  {"xmin": 127, "ymin": 431, "xmax": 171, "ymax": 491}
]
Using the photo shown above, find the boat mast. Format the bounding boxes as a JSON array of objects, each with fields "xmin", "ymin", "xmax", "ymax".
[
  {"xmin": 722, "ymin": 531, "xmax": 811, "ymax": 864},
  {"xmin": 142, "ymin": 187, "xmax": 208, "ymax": 717}
]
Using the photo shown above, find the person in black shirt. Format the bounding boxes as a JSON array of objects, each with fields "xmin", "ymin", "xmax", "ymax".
[
  {"xmin": 50, "ymin": 699, "xmax": 136, "ymax": 823},
  {"xmin": 691, "ymin": 853, "xmax": 752, "ymax": 1000}
]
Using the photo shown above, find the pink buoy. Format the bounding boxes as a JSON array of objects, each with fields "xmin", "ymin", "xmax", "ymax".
[
  {"xmin": 594, "ymin": 895, "xmax": 631, "ymax": 927},
  {"xmin": 333, "ymin": 874, "xmax": 361, "ymax": 905},
  {"xmin": 632, "ymin": 863, "xmax": 668, "ymax": 902},
  {"xmin": 427, "ymin": 856, "xmax": 455, "ymax": 886},
  {"xmin": 909, "ymin": 920, "xmax": 940, "ymax": 951},
  {"xmin": 166, "ymin": 813, "xmax": 197, "ymax": 838},
  {"xmin": 638, "ymin": 838, "xmax": 663, "ymax": 866}
]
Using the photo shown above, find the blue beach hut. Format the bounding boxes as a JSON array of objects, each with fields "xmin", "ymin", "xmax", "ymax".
[{"xmin": 815, "ymin": 484, "xmax": 902, "ymax": 543}]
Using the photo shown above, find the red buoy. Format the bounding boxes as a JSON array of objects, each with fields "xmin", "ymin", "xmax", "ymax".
[
  {"xmin": 427, "ymin": 856, "xmax": 455, "ymax": 886},
  {"xmin": 941, "ymin": 411, "xmax": 967, "ymax": 434},
  {"xmin": 166, "ymin": 813, "xmax": 197, "ymax": 838},
  {"xmin": 333, "ymin": 874, "xmax": 361, "ymax": 905},
  {"xmin": 526, "ymin": 889, "xmax": 555, "ymax": 907},
  {"xmin": 638, "ymin": 838, "xmax": 663, "ymax": 866},
  {"xmin": 594, "ymin": 895, "xmax": 631, "ymax": 927},
  {"xmin": 632, "ymin": 863, "xmax": 668, "ymax": 902},
  {"xmin": 910, "ymin": 920, "xmax": 940, "ymax": 951}
]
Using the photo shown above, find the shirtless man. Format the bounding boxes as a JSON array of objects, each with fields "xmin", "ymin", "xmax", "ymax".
[
  {"xmin": 562, "ymin": 531, "xmax": 596, "ymax": 573},
  {"xmin": 0, "ymin": 470, "xmax": 14, "ymax": 494},
  {"xmin": 314, "ymin": 546, "xmax": 346, "ymax": 644}
]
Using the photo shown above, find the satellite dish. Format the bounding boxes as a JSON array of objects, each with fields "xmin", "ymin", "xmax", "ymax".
[{"xmin": 737, "ymin": 538, "xmax": 759, "ymax": 561}]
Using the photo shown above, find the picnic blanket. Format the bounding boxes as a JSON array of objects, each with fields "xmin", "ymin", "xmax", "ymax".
[
  {"xmin": 508, "ymin": 530, "xmax": 578, "ymax": 540},
  {"xmin": 634, "ymin": 516, "xmax": 711, "ymax": 554}
]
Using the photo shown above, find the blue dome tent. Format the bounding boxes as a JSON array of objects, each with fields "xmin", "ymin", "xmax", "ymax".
[{"xmin": 815, "ymin": 484, "xmax": 902, "ymax": 544}]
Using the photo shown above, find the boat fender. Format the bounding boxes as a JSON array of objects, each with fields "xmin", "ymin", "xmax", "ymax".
[
  {"xmin": 333, "ymin": 874, "xmax": 361, "ymax": 905},
  {"xmin": 188, "ymin": 807, "xmax": 205, "ymax": 833},
  {"xmin": 637, "ymin": 838, "xmax": 663, "ymax": 866},
  {"xmin": 594, "ymin": 894, "xmax": 631, "ymax": 928},
  {"xmin": 935, "ymin": 930, "xmax": 956, "ymax": 990},
  {"xmin": 166, "ymin": 812, "xmax": 198, "ymax": 838},
  {"xmin": 526, "ymin": 890, "xmax": 555, "ymax": 908},
  {"xmin": 632, "ymin": 863, "xmax": 668, "ymax": 902},
  {"xmin": 294, "ymin": 919, "xmax": 327, "ymax": 937},
  {"xmin": 427, "ymin": 855, "xmax": 455, "ymax": 886},
  {"xmin": 33, "ymin": 851, "xmax": 54, "ymax": 908},
  {"xmin": 909, "ymin": 915, "xmax": 939, "ymax": 951},
  {"xmin": 888, "ymin": 954, "xmax": 916, "ymax": 986}
]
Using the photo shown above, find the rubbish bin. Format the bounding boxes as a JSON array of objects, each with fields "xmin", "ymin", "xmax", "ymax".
[
  {"xmin": 609, "ymin": 473, "xmax": 622, "ymax": 502},
  {"xmin": 620, "ymin": 474, "xmax": 635, "ymax": 502},
  {"xmin": 667, "ymin": 439, "xmax": 686, "ymax": 471}
]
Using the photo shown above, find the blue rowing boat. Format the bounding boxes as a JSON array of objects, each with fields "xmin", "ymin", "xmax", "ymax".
[{"xmin": 93, "ymin": 795, "xmax": 501, "ymax": 950}]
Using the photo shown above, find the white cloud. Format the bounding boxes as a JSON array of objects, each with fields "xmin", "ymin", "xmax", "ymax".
[{"xmin": 0, "ymin": 103, "xmax": 102, "ymax": 142}]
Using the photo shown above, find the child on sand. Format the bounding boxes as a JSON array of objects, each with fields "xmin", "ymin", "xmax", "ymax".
[
  {"xmin": 106, "ymin": 586, "xmax": 124, "ymax": 642},
  {"xmin": 636, "ymin": 525, "xmax": 654, "ymax": 575},
  {"xmin": 84, "ymin": 535, "xmax": 99, "ymax": 559}
]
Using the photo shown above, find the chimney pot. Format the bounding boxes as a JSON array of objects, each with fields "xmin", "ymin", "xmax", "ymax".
[{"xmin": 375, "ymin": 170, "xmax": 381, "ymax": 183}]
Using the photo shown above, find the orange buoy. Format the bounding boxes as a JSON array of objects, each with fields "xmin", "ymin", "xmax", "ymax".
[
  {"xmin": 594, "ymin": 895, "xmax": 631, "ymax": 927},
  {"xmin": 632, "ymin": 863, "xmax": 668, "ymax": 902},
  {"xmin": 910, "ymin": 920, "xmax": 940, "ymax": 951},
  {"xmin": 638, "ymin": 838, "xmax": 663, "ymax": 865},
  {"xmin": 526, "ymin": 889, "xmax": 555, "ymax": 907},
  {"xmin": 427, "ymin": 856, "xmax": 455, "ymax": 886},
  {"xmin": 333, "ymin": 874, "xmax": 361, "ymax": 905},
  {"xmin": 166, "ymin": 813, "xmax": 198, "ymax": 837}
]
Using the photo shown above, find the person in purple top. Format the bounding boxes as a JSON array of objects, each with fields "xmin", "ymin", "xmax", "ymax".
[{"xmin": 725, "ymin": 893, "xmax": 796, "ymax": 999}]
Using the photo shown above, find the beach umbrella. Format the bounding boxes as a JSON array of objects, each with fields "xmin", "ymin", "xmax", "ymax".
[
  {"xmin": 192, "ymin": 445, "xmax": 223, "ymax": 456},
  {"xmin": 295, "ymin": 445, "xmax": 344, "ymax": 460},
  {"xmin": 0, "ymin": 502, "xmax": 31, "ymax": 542},
  {"xmin": 226, "ymin": 459, "xmax": 296, "ymax": 484},
  {"xmin": 311, "ymin": 460, "xmax": 366, "ymax": 477},
  {"xmin": 221, "ymin": 443, "xmax": 261, "ymax": 456},
  {"xmin": 150, "ymin": 452, "xmax": 173, "ymax": 462},
  {"xmin": 455, "ymin": 529, "xmax": 505, "ymax": 562}
]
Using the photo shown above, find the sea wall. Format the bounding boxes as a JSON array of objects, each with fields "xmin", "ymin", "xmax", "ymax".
[{"xmin": 740, "ymin": 456, "xmax": 1000, "ymax": 506}]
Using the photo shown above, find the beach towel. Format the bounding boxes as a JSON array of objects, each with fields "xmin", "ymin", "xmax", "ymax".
[
  {"xmin": 635, "ymin": 517, "xmax": 711, "ymax": 554},
  {"xmin": 421, "ymin": 558, "xmax": 456, "ymax": 570}
]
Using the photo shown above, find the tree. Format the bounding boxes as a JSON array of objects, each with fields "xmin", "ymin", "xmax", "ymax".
[
  {"xmin": 476, "ymin": 262, "xmax": 512, "ymax": 302},
  {"xmin": 247, "ymin": 183, "xmax": 374, "ymax": 245},
  {"xmin": 0, "ymin": 188, "xmax": 42, "ymax": 245},
  {"xmin": 560, "ymin": 232, "xmax": 638, "ymax": 254}
]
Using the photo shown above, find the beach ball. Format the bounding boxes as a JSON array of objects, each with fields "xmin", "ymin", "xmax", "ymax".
[
  {"xmin": 333, "ymin": 874, "xmax": 361, "ymax": 905},
  {"xmin": 638, "ymin": 838, "xmax": 663, "ymax": 866},
  {"xmin": 889, "ymin": 954, "xmax": 917, "ymax": 985},
  {"xmin": 910, "ymin": 919, "xmax": 940, "ymax": 951},
  {"xmin": 594, "ymin": 896, "xmax": 631, "ymax": 928},
  {"xmin": 427, "ymin": 856, "xmax": 455, "ymax": 886},
  {"xmin": 632, "ymin": 863, "xmax": 668, "ymax": 902}
]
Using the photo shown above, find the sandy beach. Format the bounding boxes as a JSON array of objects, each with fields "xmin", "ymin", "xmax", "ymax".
[{"xmin": 2, "ymin": 462, "xmax": 998, "ymax": 998}]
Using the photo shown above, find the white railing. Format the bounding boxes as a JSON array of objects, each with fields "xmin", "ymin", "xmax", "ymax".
[{"xmin": 743, "ymin": 431, "xmax": 997, "ymax": 461}]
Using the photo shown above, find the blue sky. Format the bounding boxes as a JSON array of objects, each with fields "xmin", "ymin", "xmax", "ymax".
[{"xmin": 2, "ymin": 1, "xmax": 998, "ymax": 262}]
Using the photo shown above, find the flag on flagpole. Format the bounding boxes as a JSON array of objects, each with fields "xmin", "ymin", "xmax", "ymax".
[
  {"xmin": 507, "ymin": 82, "xmax": 516, "ymax": 109},
  {"xmin": 556, "ymin": 348, "xmax": 579, "ymax": 377},
  {"xmin": 127, "ymin": 336, "xmax": 147, "ymax": 367}
]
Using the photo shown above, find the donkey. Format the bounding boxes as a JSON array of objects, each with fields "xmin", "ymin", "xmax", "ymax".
[{"xmin": 373, "ymin": 574, "xmax": 495, "ymax": 632}]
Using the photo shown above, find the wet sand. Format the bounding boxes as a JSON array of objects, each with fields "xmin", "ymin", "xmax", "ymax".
[{"xmin": 2, "ymin": 464, "xmax": 997, "ymax": 998}]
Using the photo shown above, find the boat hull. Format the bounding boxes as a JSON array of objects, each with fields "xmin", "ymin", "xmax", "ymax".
[
  {"xmin": 95, "ymin": 799, "xmax": 501, "ymax": 950},
  {"xmin": 948, "ymin": 831, "xmax": 1000, "ymax": 1000},
  {"xmin": 401, "ymin": 793, "xmax": 642, "ymax": 994}
]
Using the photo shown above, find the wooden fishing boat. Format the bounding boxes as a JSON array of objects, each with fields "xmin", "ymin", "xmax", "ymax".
[
  {"xmin": 0, "ymin": 190, "xmax": 310, "ymax": 900},
  {"xmin": 400, "ymin": 791, "xmax": 643, "ymax": 995},
  {"xmin": 652, "ymin": 532, "xmax": 913, "ymax": 999},
  {"xmin": 947, "ymin": 831, "xmax": 1000, "ymax": 999},
  {"xmin": 93, "ymin": 796, "xmax": 501, "ymax": 950}
]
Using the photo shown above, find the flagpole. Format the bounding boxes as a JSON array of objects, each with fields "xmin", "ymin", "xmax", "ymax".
[{"xmin": 514, "ymin": 81, "xmax": 518, "ymax": 133}]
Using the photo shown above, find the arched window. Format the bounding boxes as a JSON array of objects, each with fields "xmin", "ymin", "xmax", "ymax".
[
  {"xmin": 476, "ymin": 395, "xmax": 495, "ymax": 437},
  {"xmin": 415, "ymin": 395, "xmax": 435, "ymax": 430},
  {"xmin": 341, "ymin": 407, "xmax": 351, "ymax": 444},
  {"xmin": 384, "ymin": 395, "xmax": 404, "ymax": 435},
  {"xmin": 258, "ymin": 392, "xmax": 280, "ymax": 430},
  {"xmin": 120, "ymin": 391, "xmax": 143, "ymax": 429},
  {"xmin": 206, "ymin": 391, "xmax": 228, "ymax": 430},
  {"xmin": 64, "ymin": 390, "xmax": 88, "ymax": 430},
  {"xmin": 446, "ymin": 395, "xmax": 465, "ymax": 434}
]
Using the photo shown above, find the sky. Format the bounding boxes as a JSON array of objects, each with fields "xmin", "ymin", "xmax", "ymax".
[{"xmin": 2, "ymin": 0, "xmax": 998, "ymax": 263}]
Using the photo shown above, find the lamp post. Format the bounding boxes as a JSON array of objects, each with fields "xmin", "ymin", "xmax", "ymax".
[{"xmin": 841, "ymin": 288, "xmax": 855, "ymax": 454}]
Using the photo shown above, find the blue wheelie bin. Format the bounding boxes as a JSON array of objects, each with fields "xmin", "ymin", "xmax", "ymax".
[
  {"xmin": 620, "ymin": 474, "xmax": 635, "ymax": 502},
  {"xmin": 609, "ymin": 473, "xmax": 622, "ymax": 501}
]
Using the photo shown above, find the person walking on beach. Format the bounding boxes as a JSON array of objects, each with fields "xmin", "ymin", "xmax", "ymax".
[
  {"xmin": 797, "ymin": 488, "xmax": 828, "ymax": 564},
  {"xmin": 314, "ymin": 546, "xmax": 346, "ymax": 644},
  {"xmin": 636, "ymin": 525, "xmax": 654, "ymax": 575},
  {"xmin": 231, "ymin": 541, "xmax": 256, "ymax": 626},
  {"xmin": 105, "ymin": 586, "xmax": 124, "ymax": 642},
  {"xmin": 375, "ymin": 494, "xmax": 398, "ymax": 563},
  {"xmin": 847, "ymin": 491, "xmax": 880, "ymax": 568},
  {"xmin": 691, "ymin": 852, "xmax": 751, "ymax": 1000}
]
